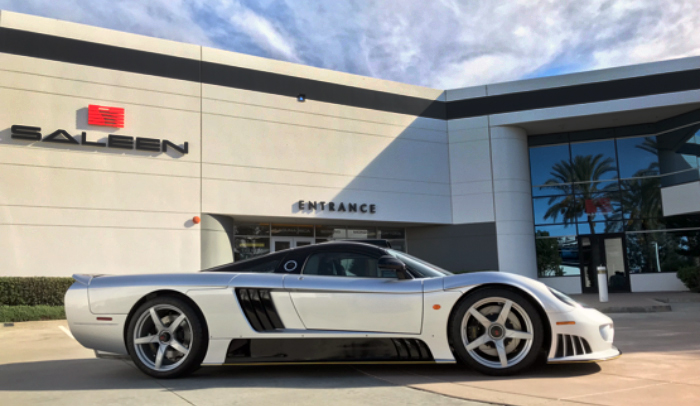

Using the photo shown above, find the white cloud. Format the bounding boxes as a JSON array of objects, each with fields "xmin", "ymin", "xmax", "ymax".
[
  {"xmin": 0, "ymin": 0, "xmax": 698, "ymax": 89},
  {"xmin": 227, "ymin": 7, "xmax": 300, "ymax": 62},
  {"xmin": 0, "ymin": 0, "xmax": 214, "ymax": 46}
]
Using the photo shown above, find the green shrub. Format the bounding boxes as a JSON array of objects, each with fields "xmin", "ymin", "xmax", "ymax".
[
  {"xmin": 677, "ymin": 266, "xmax": 700, "ymax": 292},
  {"xmin": 0, "ymin": 305, "xmax": 66, "ymax": 322},
  {"xmin": 0, "ymin": 277, "xmax": 75, "ymax": 306}
]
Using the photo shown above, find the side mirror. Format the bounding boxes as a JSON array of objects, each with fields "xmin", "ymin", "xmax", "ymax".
[{"xmin": 378, "ymin": 256, "xmax": 409, "ymax": 279}]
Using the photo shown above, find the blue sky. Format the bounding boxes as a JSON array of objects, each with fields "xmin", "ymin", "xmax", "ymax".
[{"xmin": 1, "ymin": 0, "xmax": 698, "ymax": 89}]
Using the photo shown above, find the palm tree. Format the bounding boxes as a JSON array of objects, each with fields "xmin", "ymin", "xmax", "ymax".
[{"xmin": 539, "ymin": 154, "xmax": 617, "ymax": 234}]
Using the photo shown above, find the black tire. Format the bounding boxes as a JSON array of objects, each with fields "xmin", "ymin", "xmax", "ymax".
[
  {"xmin": 448, "ymin": 287, "xmax": 544, "ymax": 376},
  {"xmin": 126, "ymin": 296, "xmax": 208, "ymax": 379}
]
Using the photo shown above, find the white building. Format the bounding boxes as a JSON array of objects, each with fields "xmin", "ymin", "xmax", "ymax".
[{"xmin": 1, "ymin": 10, "xmax": 698, "ymax": 294}]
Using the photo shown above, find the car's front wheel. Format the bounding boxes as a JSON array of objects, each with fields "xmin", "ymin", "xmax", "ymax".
[
  {"xmin": 449, "ymin": 287, "xmax": 544, "ymax": 375},
  {"xmin": 126, "ymin": 296, "xmax": 208, "ymax": 379}
]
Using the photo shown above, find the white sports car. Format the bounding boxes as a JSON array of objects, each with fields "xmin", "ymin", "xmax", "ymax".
[{"xmin": 65, "ymin": 241, "xmax": 620, "ymax": 378}]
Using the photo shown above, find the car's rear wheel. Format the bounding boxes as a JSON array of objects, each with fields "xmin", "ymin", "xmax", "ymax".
[
  {"xmin": 449, "ymin": 287, "xmax": 544, "ymax": 375},
  {"xmin": 126, "ymin": 296, "xmax": 207, "ymax": 379}
]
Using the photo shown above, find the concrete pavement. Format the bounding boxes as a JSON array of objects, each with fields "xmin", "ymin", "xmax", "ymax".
[
  {"xmin": 0, "ymin": 321, "xmax": 487, "ymax": 406},
  {"xmin": 1, "ymin": 302, "xmax": 699, "ymax": 406},
  {"xmin": 357, "ymin": 302, "xmax": 700, "ymax": 406},
  {"xmin": 570, "ymin": 291, "xmax": 700, "ymax": 313}
]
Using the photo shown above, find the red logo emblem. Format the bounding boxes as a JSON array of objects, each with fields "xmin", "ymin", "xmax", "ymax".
[{"xmin": 88, "ymin": 105, "xmax": 125, "ymax": 128}]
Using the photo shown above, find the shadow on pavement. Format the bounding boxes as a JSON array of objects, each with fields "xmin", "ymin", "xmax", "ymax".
[
  {"xmin": 356, "ymin": 361, "xmax": 601, "ymax": 383},
  {"xmin": 0, "ymin": 358, "xmax": 601, "ymax": 392}
]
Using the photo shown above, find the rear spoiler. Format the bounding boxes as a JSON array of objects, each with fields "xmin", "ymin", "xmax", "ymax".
[{"xmin": 71, "ymin": 274, "xmax": 105, "ymax": 286}]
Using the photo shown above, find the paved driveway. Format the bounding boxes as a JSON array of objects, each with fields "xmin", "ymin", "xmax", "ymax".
[
  {"xmin": 1, "ymin": 303, "xmax": 699, "ymax": 406},
  {"xmin": 358, "ymin": 303, "xmax": 700, "ymax": 406},
  {"xmin": 0, "ymin": 321, "xmax": 482, "ymax": 406}
]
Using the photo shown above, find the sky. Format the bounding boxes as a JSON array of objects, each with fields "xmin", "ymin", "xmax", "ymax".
[{"xmin": 0, "ymin": 0, "xmax": 698, "ymax": 89}]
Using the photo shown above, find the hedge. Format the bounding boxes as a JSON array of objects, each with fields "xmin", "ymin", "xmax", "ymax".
[
  {"xmin": 0, "ymin": 277, "xmax": 75, "ymax": 306},
  {"xmin": 678, "ymin": 266, "xmax": 700, "ymax": 292}
]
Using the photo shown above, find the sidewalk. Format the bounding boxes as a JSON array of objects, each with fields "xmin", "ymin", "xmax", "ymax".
[{"xmin": 570, "ymin": 291, "xmax": 700, "ymax": 313}]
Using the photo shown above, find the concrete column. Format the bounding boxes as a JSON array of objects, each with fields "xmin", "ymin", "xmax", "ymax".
[
  {"xmin": 490, "ymin": 126, "xmax": 537, "ymax": 279},
  {"xmin": 200, "ymin": 214, "xmax": 234, "ymax": 269}
]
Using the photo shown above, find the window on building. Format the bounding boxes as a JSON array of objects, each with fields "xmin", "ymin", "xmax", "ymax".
[
  {"xmin": 528, "ymin": 110, "xmax": 700, "ymax": 276},
  {"xmin": 529, "ymin": 143, "xmax": 572, "ymax": 197},
  {"xmin": 233, "ymin": 222, "xmax": 408, "ymax": 261},
  {"xmin": 234, "ymin": 236, "xmax": 270, "ymax": 261},
  {"xmin": 657, "ymin": 124, "xmax": 700, "ymax": 187},
  {"xmin": 616, "ymin": 136, "xmax": 659, "ymax": 179},
  {"xmin": 233, "ymin": 223, "xmax": 270, "ymax": 236},
  {"xmin": 315, "ymin": 225, "xmax": 348, "ymax": 239},
  {"xmin": 535, "ymin": 232, "xmax": 580, "ymax": 277},
  {"xmin": 271, "ymin": 224, "xmax": 314, "ymax": 237},
  {"xmin": 570, "ymin": 140, "xmax": 619, "ymax": 182},
  {"xmin": 626, "ymin": 230, "xmax": 700, "ymax": 273}
]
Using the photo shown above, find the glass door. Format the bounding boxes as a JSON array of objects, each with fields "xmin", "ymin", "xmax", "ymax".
[
  {"xmin": 271, "ymin": 237, "xmax": 315, "ymax": 253},
  {"xmin": 294, "ymin": 237, "xmax": 314, "ymax": 248},
  {"xmin": 579, "ymin": 233, "xmax": 630, "ymax": 293},
  {"xmin": 272, "ymin": 238, "xmax": 292, "ymax": 253}
]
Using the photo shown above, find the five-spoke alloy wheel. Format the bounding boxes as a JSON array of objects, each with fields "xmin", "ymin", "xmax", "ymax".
[
  {"xmin": 127, "ymin": 296, "xmax": 208, "ymax": 379},
  {"xmin": 449, "ymin": 288, "xmax": 544, "ymax": 375}
]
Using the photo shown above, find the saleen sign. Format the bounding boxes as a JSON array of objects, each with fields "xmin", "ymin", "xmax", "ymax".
[
  {"xmin": 10, "ymin": 125, "xmax": 189, "ymax": 155},
  {"xmin": 87, "ymin": 104, "xmax": 125, "ymax": 128},
  {"xmin": 9, "ymin": 104, "xmax": 188, "ymax": 155}
]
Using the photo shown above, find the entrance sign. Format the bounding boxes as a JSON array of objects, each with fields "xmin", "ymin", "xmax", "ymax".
[{"xmin": 298, "ymin": 200, "xmax": 376, "ymax": 214}]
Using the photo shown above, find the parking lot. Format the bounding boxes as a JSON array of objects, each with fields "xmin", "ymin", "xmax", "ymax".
[{"xmin": 1, "ymin": 303, "xmax": 699, "ymax": 406}]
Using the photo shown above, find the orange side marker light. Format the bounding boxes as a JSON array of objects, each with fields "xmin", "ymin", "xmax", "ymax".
[
  {"xmin": 556, "ymin": 321, "xmax": 576, "ymax": 325},
  {"xmin": 433, "ymin": 304, "xmax": 441, "ymax": 310}
]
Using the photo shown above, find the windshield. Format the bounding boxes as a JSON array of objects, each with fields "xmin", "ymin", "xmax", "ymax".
[{"xmin": 386, "ymin": 249, "xmax": 452, "ymax": 278}]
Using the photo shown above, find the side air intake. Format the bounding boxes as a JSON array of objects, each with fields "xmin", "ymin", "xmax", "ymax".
[
  {"xmin": 236, "ymin": 288, "xmax": 285, "ymax": 332},
  {"xmin": 555, "ymin": 334, "xmax": 593, "ymax": 358}
]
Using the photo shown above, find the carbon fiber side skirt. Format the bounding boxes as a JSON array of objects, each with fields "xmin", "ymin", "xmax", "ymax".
[{"xmin": 224, "ymin": 338, "xmax": 434, "ymax": 364}]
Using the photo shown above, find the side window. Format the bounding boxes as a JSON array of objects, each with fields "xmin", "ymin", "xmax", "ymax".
[
  {"xmin": 245, "ymin": 259, "xmax": 280, "ymax": 273},
  {"xmin": 302, "ymin": 252, "xmax": 384, "ymax": 278},
  {"xmin": 228, "ymin": 253, "xmax": 284, "ymax": 273}
]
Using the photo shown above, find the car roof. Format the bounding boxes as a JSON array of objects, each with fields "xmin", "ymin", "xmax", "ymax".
[
  {"xmin": 202, "ymin": 241, "xmax": 387, "ymax": 273},
  {"xmin": 334, "ymin": 239, "xmax": 392, "ymax": 248},
  {"xmin": 307, "ymin": 241, "xmax": 387, "ymax": 253}
]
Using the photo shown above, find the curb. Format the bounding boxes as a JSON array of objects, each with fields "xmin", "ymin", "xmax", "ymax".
[
  {"xmin": 596, "ymin": 305, "xmax": 672, "ymax": 314},
  {"xmin": 654, "ymin": 297, "xmax": 700, "ymax": 303}
]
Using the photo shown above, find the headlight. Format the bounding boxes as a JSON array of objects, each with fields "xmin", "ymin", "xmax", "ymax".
[
  {"xmin": 600, "ymin": 323, "xmax": 614, "ymax": 342},
  {"xmin": 548, "ymin": 287, "xmax": 582, "ymax": 308}
]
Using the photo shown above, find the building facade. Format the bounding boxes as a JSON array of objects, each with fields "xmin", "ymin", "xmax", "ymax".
[{"xmin": 1, "ymin": 11, "xmax": 698, "ymax": 293}]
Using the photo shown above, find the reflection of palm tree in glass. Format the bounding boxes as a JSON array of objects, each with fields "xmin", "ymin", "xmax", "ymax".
[
  {"xmin": 617, "ymin": 138, "xmax": 664, "ymax": 271},
  {"xmin": 616, "ymin": 137, "xmax": 661, "ymax": 230},
  {"xmin": 637, "ymin": 138, "xmax": 660, "ymax": 160},
  {"xmin": 620, "ymin": 171, "xmax": 661, "ymax": 231},
  {"xmin": 540, "ymin": 154, "xmax": 616, "ymax": 234}
]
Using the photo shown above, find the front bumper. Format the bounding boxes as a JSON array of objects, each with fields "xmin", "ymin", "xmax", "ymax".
[
  {"xmin": 548, "ymin": 346, "xmax": 621, "ymax": 364},
  {"xmin": 546, "ymin": 306, "xmax": 621, "ymax": 364}
]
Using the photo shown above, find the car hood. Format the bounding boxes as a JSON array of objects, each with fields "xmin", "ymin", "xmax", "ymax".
[{"xmin": 442, "ymin": 271, "xmax": 573, "ymax": 313}]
